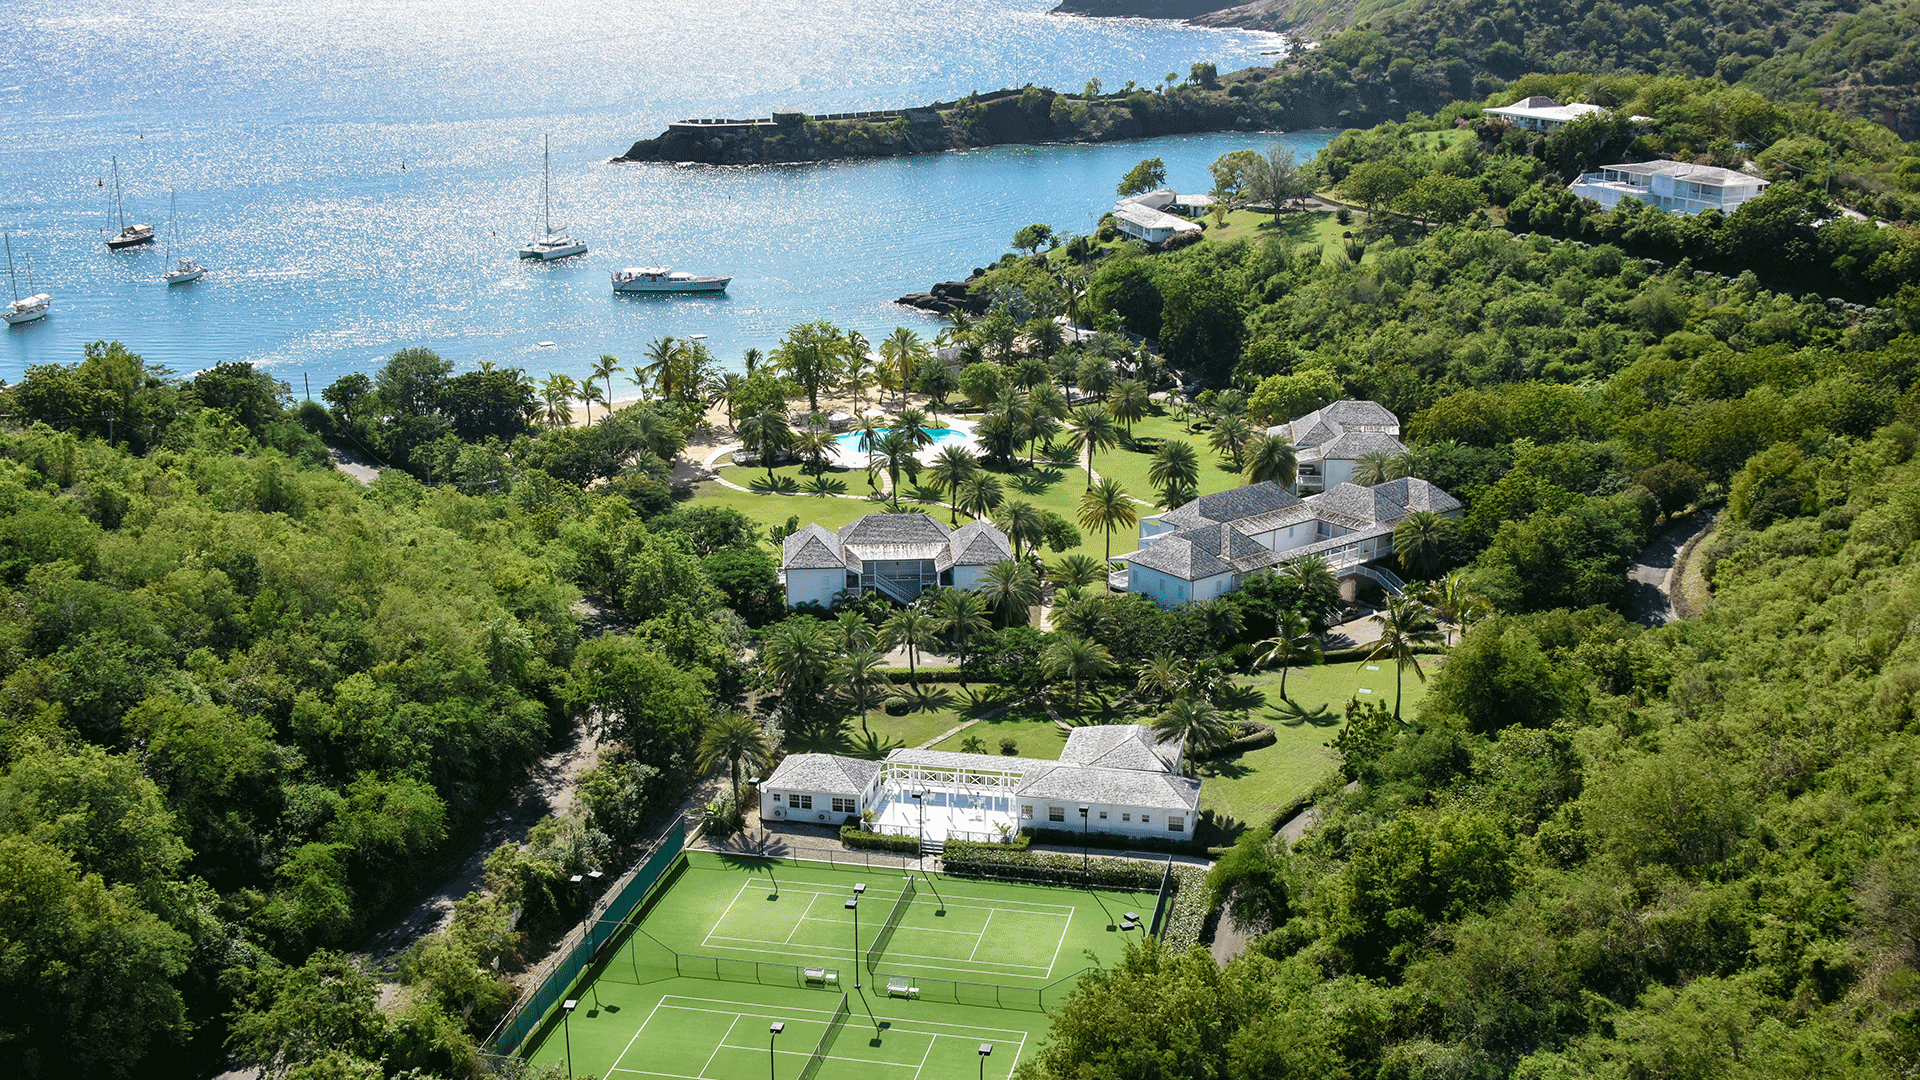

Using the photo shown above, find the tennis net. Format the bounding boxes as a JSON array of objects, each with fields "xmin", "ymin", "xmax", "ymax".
[
  {"xmin": 798, "ymin": 993, "xmax": 850, "ymax": 1080},
  {"xmin": 865, "ymin": 875, "xmax": 916, "ymax": 972}
]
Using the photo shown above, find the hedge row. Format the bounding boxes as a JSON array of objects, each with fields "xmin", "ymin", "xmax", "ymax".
[
  {"xmin": 942, "ymin": 841, "xmax": 1164, "ymax": 890},
  {"xmin": 1196, "ymin": 720, "xmax": 1276, "ymax": 760},
  {"xmin": 1159, "ymin": 864, "xmax": 1210, "ymax": 952},
  {"xmin": 1022, "ymin": 827, "xmax": 1201, "ymax": 856},
  {"xmin": 839, "ymin": 827, "xmax": 919, "ymax": 853}
]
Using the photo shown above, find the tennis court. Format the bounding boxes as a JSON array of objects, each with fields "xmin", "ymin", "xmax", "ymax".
[{"xmin": 519, "ymin": 850, "xmax": 1163, "ymax": 1079}]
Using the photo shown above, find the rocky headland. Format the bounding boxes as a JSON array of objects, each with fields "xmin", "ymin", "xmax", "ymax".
[
  {"xmin": 615, "ymin": 79, "xmax": 1272, "ymax": 167},
  {"xmin": 1050, "ymin": 0, "xmax": 1335, "ymax": 35}
]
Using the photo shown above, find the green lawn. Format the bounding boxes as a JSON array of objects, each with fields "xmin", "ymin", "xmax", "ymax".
[
  {"xmin": 789, "ymin": 688, "xmax": 983, "ymax": 759},
  {"xmin": 930, "ymin": 715, "xmax": 1070, "ymax": 760},
  {"xmin": 1202, "ymin": 208, "xmax": 1351, "ymax": 258},
  {"xmin": 1089, "ymin": 408, "xmax": 1243, "ymax": 514}
]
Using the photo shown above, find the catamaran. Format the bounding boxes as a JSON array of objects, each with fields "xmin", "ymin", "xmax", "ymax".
[
  {"xmin": 517, "ymin": 135, "xmax": 586, "ymax": 260},
  {"xmin": 106, "ymin": 157, "xmax": 155, "ymax": 250},
  {"xmin": 161, "ymin": 191, "xmax": 205, "ymax": 285},
  {"xmin": 4, "ymin": 233, "xmax": 50, "ymax": 326},
  {"xmin": 611, "ymin": 266, "xmax": 731, "ymax": 293}
]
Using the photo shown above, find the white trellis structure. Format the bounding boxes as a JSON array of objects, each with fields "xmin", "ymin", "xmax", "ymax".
[{"xmin": 863, "ymin": 758, "xmax": 1025, "ymax": 843}]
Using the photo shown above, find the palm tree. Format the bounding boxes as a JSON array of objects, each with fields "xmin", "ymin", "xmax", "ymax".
[
  {"xmin": 1108, "ymin": 378, "xmax": 1150, "ymax": 437},
  {"xmin": 631, "ymin": 409, "xmax": 687, "ymax": 462},
  {"xmin": 835, "ymin": 645, "xmax": 886, "ymax": 732},
  {"xmin": 1242, "ymin": 433, "xmax": 1298, "ymax": 488},
  {"xmin": 742, "ymin": 347, "xmax": 763, "ymax": 376},
  {"xmin": 1149, "ymin": 440, "xmax": 1201, "ymax": 500},
  {"xmin": 591, "ymin": 354, "xmax": 623, "ymax": 410},
  {"xmin": 792, "ymin": 421, "xmax": 837, "ymax": 477},
  {"xmin": 714, "ymin": 372, "xmax": 747, "ymax": 429},
  {"xmin": 1042, "ymin": 633, "xmax": 1115, "ymax": 714},
  {"xmin": 1251, "ymin": 611, "xmax": 1322, "ymax": 701},
  {"xmin": 926, "ymin": 445, "xmax": 980, "ymax": 524},
  {"xmin": 762, "ymin": 618, "xmax": 837, "ymax": 698},
  {"xmin": 852, "ymin": 414, "xmax": 886, "ymax": 494},
  {"xmin": 1152, "ymin": 696, "xmax": 1231, "ymax": 774},
  {"xmin": 957, "ymin": 473, "xmax": 1004, "ymax": 522},
  {"xmin": 1353, "ymin": 450, "xmax": 1399, "ymax": 486},
  {"xmin": 540, "ymin": 373, "xmax": 577, "ymax": 427},
  {"xmin": 1135, "ymin": 655, "xmax": 1183, "ymax": 703},
  {"xmin": 1393, "ymin": 510, "xmax": 1454, "ymax": 579},
  {"xmin": 880, "ymin": 326, "xmax": 929, "ymax": 411},
  {"xmin": 832, "ymin": 610, "xmax": 878, "ymax": 653},
  {"xmin": 1051, "ymin": 591, "xmax": 1106, "ymax": 640},
  {"xmin": 1422, "ymin": 569, "xmax": 1489, "ymax": 645},
  {"xmin": 737, "ymin": 407, "xmax": 792, "ymax": 484},
  {"xmin": 696, "ymin": 712, "xmax": 771, "ymax": 818},
  {"xmin": 977, "ymin": 558, "xmax": 1042, "ymax": 626},
  {"xmin": 1019, "ymin": 392, "xmax": 1062, "ymax": 465},
  {"xmin": 1048, "ymin": 553, "xmax": 1107, "ymax": 592},
  {"xmin": 1078, "ymin": 477, "xmax": 1139, "ymax": 575},
  {"xmin": 1367, "ymin": 594, "xmax": 1442, "ymax": 722},
  {"xmin": 842, "ymin": 350, "xmax": 871, "ymax": 413},
  {"xmin": 933, "ymin": 588, "xmax": 992, "ymax": 671},
  {"xmin": 894, "ymin": 407, "xmax": 934, "ymax": 450},
  {"xmin": 1065, "ymin": 406, "xmax": 1119, "ymax": 487},
  {"xmin": 882, "ymin": 607, "xmax": 937, "ymax": 688},
  {"xmin": 641, "ymin": 337, "xmax": 683, "ymax": 402},
  {"xmin": 974, "ymin": 410, "xmax": 1019, "ymax": 465},
  {"xmin": 1209, "ymin": 415, "xmax": 1254, "ymax": 470},
  {"xmin": 996, "ymin": 499, "xmax": 1045, "ymax": 559},
  {"xmin": 577, "ymin": 381, "xmax": 605, "ymax": 425},
  {"xmin": 873, "ymin": 427, "xmax": 923, "ymax": 508},
  {"xmin": 1276, "ymin": 555, "xmax": 1343, "ymax": 631}
]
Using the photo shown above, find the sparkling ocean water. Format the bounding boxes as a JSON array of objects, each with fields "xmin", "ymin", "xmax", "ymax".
[{"xmin": 0, "ymin": 0, "xmax": 1328, "ymax": 390}]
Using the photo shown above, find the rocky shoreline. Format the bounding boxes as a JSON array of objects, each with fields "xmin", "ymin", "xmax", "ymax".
[
  {"xmin": 614, "ymin": 77, "xmax": 1272, "ymax": 167},
  {"xmin": 1050, "ymin": 0, "xmax": 1318, "ymax": 35}
]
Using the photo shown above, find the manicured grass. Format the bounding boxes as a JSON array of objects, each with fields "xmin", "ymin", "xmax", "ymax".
[
  {"xmin": 1088, "ymin": 407, "xmax": 1242, "ymax": 513},
  {"xmin": 686, "ymin": 479, "xmax": 931, "ymax": 551},
  {"xmin": 1202, "ymin": 208, "xmax": 1351, "ymax": 258},
  {"xmin": 790, "ymin": 688, "xmax": 983, "ymax": 759},
  {"xmin": 931, "ymin": 715, "xmax": 1069, "ymax": 760}
]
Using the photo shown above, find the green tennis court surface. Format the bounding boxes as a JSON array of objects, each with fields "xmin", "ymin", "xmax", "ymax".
[{"xmin": 522, "ymin": 851, "xmax": 1160, "ymax": 1079}]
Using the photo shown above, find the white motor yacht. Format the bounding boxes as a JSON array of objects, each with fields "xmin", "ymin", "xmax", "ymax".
[{"xmin": 611, "ymin": 266, "xmax": 731, "ymax": 293}]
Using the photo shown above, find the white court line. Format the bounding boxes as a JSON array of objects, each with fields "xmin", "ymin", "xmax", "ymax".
[
  {"xmin": 610, "ymin": 996, "xmax": 672, "ymax": 1079},
  {"xmin": 658, "ymin": 995, "xmax": 1033, "ymax": 1037},
  {"xmin": 695, "ymin": 1014, "xmax": 740, "ymax": 1079},
  {"xmin": 784, "ymin": 890, "xmax": 822, "ymax": 944},
  {"xmin": 969, "ymin": 911, "xmax": 993, "ymax": 962},
  {"xmin": 698, "ymin": 881, "xmax": 758, "ymax": 953},
  {"xmin": 649, "ymin": 1003, "xmax": 1025, "ymax": 1045},
  {"xmin": 911, "ymin": 1033, "xmax": 936, "ymax": 1080},
  {"xmin": 720, "ymin": 874, "xmax": 1077, "ymax": 916},
  {"xmin": 701, "ymin": 935, "xmax": 1053, "ymax": 973},
  {"xmin": 1043, "ymin": 903, "xmax": 1072, "ymax": 979}
]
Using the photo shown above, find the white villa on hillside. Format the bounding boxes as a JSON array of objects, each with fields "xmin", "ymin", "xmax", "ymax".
[
  {"xmin": 1268, "ymin": 399, "xmax": 1405, "ymax": 493},
  {"xmin": 1113, "ymin": 188, "xmax": 1206, "ymax": 244},
  {"xmin": 1482, "ymin": 96, "xmax": 1609, "ymax": 133},
  {"xmin": 760, "ymin": 724, "xmax": 1200, "ymax": 844},
  {"xmin": 1568, "ymin": 161, "xmax": 1770, "ymax": 216},
  {"xmin": 1118, "ymin": 477, "xmax": 1463, "ymax": 607},
  {"xmin": 780, "ymin": 512, "xmax": 1014, "ymax": 608}
]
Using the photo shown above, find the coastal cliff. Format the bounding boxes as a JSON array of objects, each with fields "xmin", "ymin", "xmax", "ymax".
[
  {"xmin": 616, "ymin": 83, "xmax": 1267, "ymax": 166},
  {"xmin": 1050, "ymin": 0, "xmax": 1336, "ymax": 35}
]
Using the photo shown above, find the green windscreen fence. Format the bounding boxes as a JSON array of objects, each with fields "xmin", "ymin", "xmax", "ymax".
[{"xmin": 486, "ymin": 821, "xmax": 686, "ymax": 1055}]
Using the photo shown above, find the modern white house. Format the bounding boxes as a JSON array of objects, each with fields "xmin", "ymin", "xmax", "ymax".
[
  {"xmin": 1113, "ymin": 188, "xmax": 1206, "ymax": 244},
  {"xmin": 1567, "ymin": 161, "xmax": 1770, "ymax": 216},
  {"xmin": 1482, "ymin": 96, "xmax": 1610, "ymax": 133},
  {"xmin": 758, "ymin": 724, "xmax": 1201, "ymax": 845},
  {"xmin": 1117, "ymin": 477, "xmax": 1464, "ymax": 607},
  {"xmin": 779, "ymin": 512, "xmax": 1014, "ymax": 608},
  {"xmin": 1268, "ymin": 399, "xmax": 1405, "ymax": 494}
]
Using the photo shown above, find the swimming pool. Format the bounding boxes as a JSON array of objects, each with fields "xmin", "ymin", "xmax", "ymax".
[{"xmin": 832, "ymin": 427, "xmax": 969, "ymax": 456}]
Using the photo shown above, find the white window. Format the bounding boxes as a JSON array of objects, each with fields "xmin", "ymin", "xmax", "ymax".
[
  {"xmin": 1099, "ymin": 811, "xmax": 1107, "ymax": 820},
  {"xmin": 832, "ymin": 797, "xmax": 854, "ymax": 813},
  {"xmin": 1122, "ymin": 813, "xmax": 1130, "ymax": 821},
  {"xmin": 1168, "ymin": 817, "xmax": 1184, "ymax": 832},
  {"xmin": 1142, "ymin": 815, "xmax": 1150, "ymax": 823},
  {"xmin": 1021, "ymin": 805, "xmax": 1032, "ymax": 820},
  {"xmin": 1049, "ymin": 806, "xmax": 1065, "ymax": 822},
  {"xmin": 796, "ymin": 794, "xmax": 813, "ymax": 810},
  {"xmin": 773, "ymin": 793, "xmax": 782, "ymax": 802}
]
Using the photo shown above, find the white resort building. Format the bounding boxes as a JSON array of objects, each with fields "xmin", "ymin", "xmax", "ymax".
[
  {"xmin": 1117, "ymin": 476, "xmax": 1463, "ymax": 607},
  {"xmin": 780, "ymin": 512, "xmax": 1014, "ymax": 608},
  {"xmin": 1567, "ymin": 161, "xmax": 1770, "ymax": 216},
  {"xmin": 1269, "ymin": 399, "xmax": 1405, "ymax": 494},
  {"xmin": 759, "ymin": 724, "xmax": 1200, "ymax": 847},
  {"xmin": 1112, "ymin": 188, "xmax": 1206, "ymax": 244},
  {"xmin": 1481, "ymin": 96, "xmax": 1610, "ymax": 134}
]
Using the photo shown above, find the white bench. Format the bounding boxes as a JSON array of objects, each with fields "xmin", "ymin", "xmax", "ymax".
[
  {"xmin": 804, "ymin": 967, "xmax": 837, "ymax": 986},
  {"xmin": 886, "ymin": 978, "xmax": 918, "ymax": 999}
]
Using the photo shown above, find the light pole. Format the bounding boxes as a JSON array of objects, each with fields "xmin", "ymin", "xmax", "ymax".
[
  {"xmin": 910, "ymin": 790, "xmax": 923, "ymax": 851},
  {"xmin": 562, "ymin": 999, "xmax": 578, "ymax": 1078},
  {"xmin": 583, "ymin": 869, "xmax": 603, "ymax": 956},
  {"xmin": 1077, "ymin": 806, "xmax": 1089, "ymax": 870},
  {"xmin": 846, "ymin": 897, "xmax": 861, "ymax": 989},
  {"xmin": 748, "ymin": 776, "xmax": 764, "ymax": 850},
  {"xmin": 768, "ymin": 1021, "xmax": 784, "ymax": 1080},
  {"xmin": 979, "ymin": 1042, "xmax": 993, "ymax": 1080}
]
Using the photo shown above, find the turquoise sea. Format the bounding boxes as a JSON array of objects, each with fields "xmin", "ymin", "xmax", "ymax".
[{"xmin": 0, "ymin": 0, "xmax": 1328, "ymax": 389}]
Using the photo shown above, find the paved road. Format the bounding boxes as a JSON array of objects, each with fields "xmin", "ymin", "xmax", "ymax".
[{"xmin": 1627, "ymin": 512, "xmax": 1714, "ymax": 627}]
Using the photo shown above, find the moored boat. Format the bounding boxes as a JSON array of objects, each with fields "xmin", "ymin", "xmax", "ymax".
[
  {"xmin": 162, "ymin": 191, "xmax": 206, "ymax": 285},
  {"xmin": 517, "ymin": 135, "xmax": 587, "ymax": 260},
  {"xmin": 611, "ymin": 266, "xmax": 730, "ymax": 293},
  {"xmin": 4, "ymin": 233, "xmax": 49, "ymax": 325},
  {"xmin": 107, "ymin": 157, "xmax": 155, "ymax": 250}
]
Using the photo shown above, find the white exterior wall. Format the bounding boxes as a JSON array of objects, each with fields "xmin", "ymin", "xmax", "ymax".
[
  {"xmin": 1018, "ymin": 800, "xmax": 1195, "ymax": 837},
  {"xmin": 1127, "ymin": 566, "xmax": 1190, "ymax": 608},
  {"xmin": 1248, "ymin": 521, "xmax": 1318, "ymax": 555},
  {"xmin": 784, "ymin": 568, "xmax": 846, "ymax": 609},
  {"xmin": 1194, "ymin": 571, "xmax": 1236, "ymax": 602},
  {"xmin": 762, "ymin": 787, "xmax": 862, "ymax": 824},
  {"xmin": 951, "ymin": 564, "xmax": 993, "ymax": 591},
  {"xmin": 1320, "ymin": 457, "xmax": 1361, "ymax": 488}
]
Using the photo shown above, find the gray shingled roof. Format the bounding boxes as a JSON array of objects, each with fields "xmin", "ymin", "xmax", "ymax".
[
  {"xmin": 886, "ymin": 748, "xmax": 1052, "ymax": 778},
  {"xmin": 1375, "ymin": 477, "xmax": 1464, "ymax": 515},
  {"xmin": 1128, "ymin": 523, "xmax": 1285, "ymax": 581},
  {"xmin": 838, "ymin": 513, "xmax": 951, "ymax": 545},
  {"xmin": 783, "ymin": 524, "xmax": 846, "ymax": 570},
  {"xmin": 1276, "ymin": 400, "xmax": 1400, "ymax": 449},
  {"xmin": 1308, "ymin": 483, "xmax": 1392, "ymax": 525},
  {"xmin": 1060, "ymin": 725, "xmax": 1181, "ymax": 773},
  {"xmin": 763, "ymin": 753, "xmax": 881, "ymax": 795},
  {"xmin": 1156, "ymin": 481, "xmax": 1301, "ymax": 530},
  {"xmin": 949, "ymin": 520, "xmax": 1014, "ymax": 567},
  {"xmin": 1304, "ymin": 431, "xmax": 1407, "ymax": 461},
  {"xmin": 1317, "ymin": 400, "xmax": 1400, "ymax": 428},
  {"xmin": 1017, "ymin": 764, "xmax": 1201, "ymax": 811}
]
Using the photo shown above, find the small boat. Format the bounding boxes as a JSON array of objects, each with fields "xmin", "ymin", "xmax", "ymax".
[
  {"xmin": 161, "ymin": 191, "xmax": 205, "ymax": 285},
  {"xmin": 106, "ymin": 157, "xmax": 155, "ymax": 250},
  {"xmin": 518, "ymin": 135, "xmax": 586, "ymax": 260},
  {"xmin": 612, "ymin": 266, "xmax": 731, "ymax": 293},
  {"xmin": 3, "ymin": 233, "xmax": 49, "ymax": 326}
]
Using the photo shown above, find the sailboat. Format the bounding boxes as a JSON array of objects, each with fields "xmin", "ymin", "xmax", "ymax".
[
  {"xmin": 4, "ymin": 233, "xmax": 50, "ymax": 326},
  {"xmin": 106, "ymin": 157, "xmax": 155, "ymax": 250},
  {"xmin": 161, "ymin": 191, "xmax": 205, "ymax": 285},
  {"xmin": 517, "ymin": 135, "xmax": 586, "ymax": 260}
]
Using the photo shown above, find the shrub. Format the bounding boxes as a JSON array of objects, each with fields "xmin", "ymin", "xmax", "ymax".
[
  {"xmin": 1196, "ymin": 720, "xmax": 1276, "ymax": 759},
  {"xmin": 1024, "ymin": 827, "xmax": 1201, "ymax": 855},
  {"xmin": 999, "ymin": 736, "xmax": 1018, "ymax": 754},
  {"xmin": 840, "ymin": 827, "xmax": 919, "ymax": 853},
  {"xmin": 942, "ymin": 841, "xmax": 1162, "ymax": 890},
  {"xmin": 1158, "ymin": 865, "xmax": 1210, "ymax": 951},
  {"xmin": 883, "ymin": 696, "xmax": 911, "ymax": 716}
]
